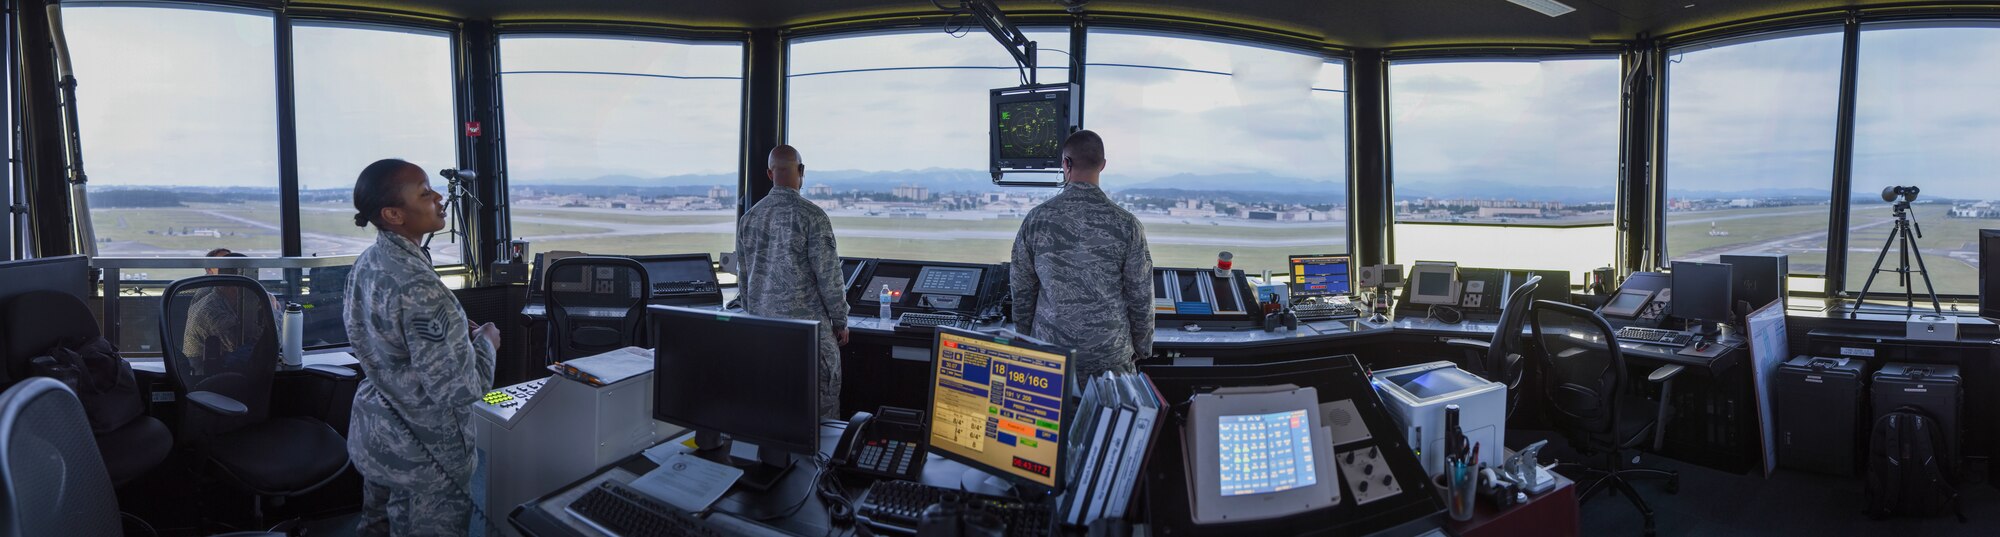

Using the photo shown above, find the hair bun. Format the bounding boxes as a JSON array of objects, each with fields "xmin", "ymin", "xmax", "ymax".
[{"xmin": 353, "ymin": 213, "xmax": 369, "ymax": 227}]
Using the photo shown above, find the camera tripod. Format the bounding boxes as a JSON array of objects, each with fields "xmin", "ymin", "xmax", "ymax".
[
  {"xmin": 1850, "ymin": 197, "xmax": 1942, "ymax": 318},
  {"xmin": 425, "ymin": 170, "xmax": 482, "ymax": 252}
]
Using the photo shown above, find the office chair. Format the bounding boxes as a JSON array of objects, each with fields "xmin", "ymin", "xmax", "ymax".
[
  {"xmin": 161, "ymin": 275, "xmax": 351, "ymax": 529},
  {"xmin": 543, "ymin": 256, "xmax": 650, "ymax": 363},
  {"xmin": 1444, "ymin": 275, "xmax": 1539, "ymax": 417},
  {"xmin": 0, "ymin": 378, "xmax": 281, "ymax": 537},
  {"xmin": 1529, "ymin": 300, "xmax": 1680, "ymax": 537},
  {"xmin": 1, "ymin": 290, "xmax": 171, "ymax": 488}
]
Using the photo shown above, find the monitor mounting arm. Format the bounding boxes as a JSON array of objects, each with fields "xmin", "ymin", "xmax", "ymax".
[{"xmin": 957, "ymin": 0, "xmax": 1038, "ymax": 84}]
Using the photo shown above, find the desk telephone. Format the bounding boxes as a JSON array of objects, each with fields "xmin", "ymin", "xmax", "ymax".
[{"xmin": 834, "ymin": 406, "xmax": 929, "ymax": 481}]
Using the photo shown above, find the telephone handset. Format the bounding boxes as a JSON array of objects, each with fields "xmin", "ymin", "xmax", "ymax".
[{"xmin": 835, "ymin": 406, "xmax": 928, "ymax": 481}]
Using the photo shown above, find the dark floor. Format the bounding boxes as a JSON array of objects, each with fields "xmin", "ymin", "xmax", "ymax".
[{"xmin": 1511, "ymin": 429, "xmax": 2000, "ymax": 537}]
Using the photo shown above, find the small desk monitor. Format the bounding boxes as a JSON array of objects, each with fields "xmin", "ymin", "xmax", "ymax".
[
  {"xmin": 1671, "ymin": 261, "xmax": 1735, "ymax": 333},
  {"xmin": 1599, "ymin": 288, "xmax": 1655, "ymax": 319},
  {"xmin": 1185, "ymin": 385, "xmax": 1340, "ymax": 524},
  {"xmin": 1288, "ymin": 254, "xmax": 1352, "ymax": 298},
  {"xmin": 929, "ymin": 327, "xmax": 1073, "ymax": 493},
  {"xmin": 1407, "ymin": 261, "xmax": 1460, "ymax": 306},
  {"xmin": 651, "ymin": 305, "xmax": 821, "ymax": 490}
]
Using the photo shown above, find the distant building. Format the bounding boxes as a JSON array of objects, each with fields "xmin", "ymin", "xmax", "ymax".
[
  {"xmin": 707, "ymin": 186, "xmax": 729, "ymax": 199},
  {"xmin": 807, "ymin": 184, "xmax": 833, "ymax": 197},
  {"xmin": 892, "ymin": 184, "xmax": 931, "ymax": 201},
  {"xmin": 1728, "ymin": 198, "xmax": 1762, "ymax": 208}
]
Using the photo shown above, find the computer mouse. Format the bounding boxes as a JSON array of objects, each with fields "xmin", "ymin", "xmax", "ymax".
[{"xmin": 1694, "ymin": 342, "xmax": 1710, "ymax": 351}]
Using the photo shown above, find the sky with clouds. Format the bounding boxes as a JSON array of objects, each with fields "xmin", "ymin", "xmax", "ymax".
[{"xmin": 55, "ymin": 6, "xmax": 2000, "ymax": 203}]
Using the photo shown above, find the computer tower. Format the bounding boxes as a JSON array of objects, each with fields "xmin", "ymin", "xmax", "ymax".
[
  {"xmin": 1775, "ymin": 356, "xmax": 1864, "ymax": 476},
  {"xmin": 1871, "ymin": 363, "xmax": 1962, "ymax": 475},
  {"xmin": 1720, "ymin": 253, "xmax": 1788, "ymax": 314}
]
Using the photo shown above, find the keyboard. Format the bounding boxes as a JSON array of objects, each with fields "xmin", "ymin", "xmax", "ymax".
[
  {"xmin": 857, "ymin": 480, "xmax": 1053, "ymax": 537},
  {"xmin": 653, "ymin": 282, "xmax": 717, "ymax": 296},
  {"xmin": 1293, "ymin": 301, "xmax": 1360, "ymax": 321},
  {"xmin": 565, "ymin": 481, "xmax": 725, "ymax": 537},
  {"xmin": 1614, "ymin": 326, "xmax": 1694, "ymax": 347},
  {"xmin": 896, "ymin": 312, "xmax": 971, "ymax": 331}
]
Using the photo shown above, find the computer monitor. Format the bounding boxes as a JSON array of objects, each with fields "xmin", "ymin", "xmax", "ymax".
[
  {"xmin": 929, "ymin": 327, "xmax": 1073, "ymax": 493},
  {"xmin": 626, "ymin": 253, "xmax": 716, "ymax": 296},
  {"xmin": 1980, "ymin": 229, "xmax": 1998, "ymax": 320},
  {"xmin": 1407, "ymin": 261, "xmax": 1459, "ymax": 306},
  {"xmin": 1671, "ymin": 261, "xmax": 1735, "ymax": 334},
  {"xmin": 1288, "ymin": 254, "xmax": 1352, "ymax": 298},
  {"xmin": 990, "ymin": 83, "xmax": 1080, "ymax": 174},
  {"xmin": 650, "ymin": 305, "xmax": 821, "ymax": 490}
]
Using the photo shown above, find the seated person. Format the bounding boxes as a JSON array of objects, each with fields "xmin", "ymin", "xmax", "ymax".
[{"xmin": 181, "ymin": 249, "xmax": 272, "ymax": 374}]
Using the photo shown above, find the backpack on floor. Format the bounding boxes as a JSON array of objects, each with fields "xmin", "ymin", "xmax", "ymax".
[{"xmin": 1864, "ymin": 406, "xmax": 1964, "ymax": 522}]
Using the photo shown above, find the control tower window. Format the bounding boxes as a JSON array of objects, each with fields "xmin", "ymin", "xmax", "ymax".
[
  {"xmin": 63, "ymin": 6, "xmax": 280, "ymax": 262},
  {"xmin": 499, "ymin": 36, "xmax": 744, "ymax": 261},
  {"xmin": 787, "ymin": 30, "xmax": 1069, "ymax": 265},
  {"xmin": 1387, "ymin": 57, "xmax": 1619, "ymax": 279},
  {"xmin": 294, "ymin": 23, "xmax": 459, "ymax": 264},
  {"xmin": 1084, "ymin": 31, "xmax": 1349, "ymax": 275},
  {"xmin": 1664, "ymin": 30, "xmax": 1842, "ymax": 277}
]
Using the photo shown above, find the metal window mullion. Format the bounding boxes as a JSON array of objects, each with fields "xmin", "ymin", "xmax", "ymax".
[
  {"xmin": 1826, "ymin": 14, "xmax": 1861, "ymax": 298},
  {"xmin": 274, "ymin": 13, "xmax": 301, "ymax": 259}
]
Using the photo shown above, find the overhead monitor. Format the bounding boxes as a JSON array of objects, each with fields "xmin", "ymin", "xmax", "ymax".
[
  {"xmin": 1407, "ymin": 261, "xmax": 1459, "ymax": 306},
  {"xmin": 929, "ymin": 327, "xmax": 1073, "ymax": 492},
  {"xmin": 1288, "ymin": 255, "xmax": 1352, "ymax": 298},
  {"xmin": 990, "ymin": 83, "xmax": 1080, "ymax": 176},
  {"xmin": 651, "ymin": 305, "xmax": 821, "ymax": 489},
  {"xmin": 1672, "ymin": 261, "xmax": 1735, "ymax": 330}
]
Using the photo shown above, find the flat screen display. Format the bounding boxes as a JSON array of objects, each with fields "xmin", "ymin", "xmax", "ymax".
[
  {"xmin": 930, "ymin": 331, "xmax": 1069, "ymax": 488},
  {"xmin": 1217, "ymin": 409, "xmax": 1318, "ymax": 496},
  {"xmin": 1416, "ymin": 272, "xmax": 1450, "ymax": 297},
  {"xmin": 863, "ymin": 276, "xmax": 910, "ymax": 303},
  {"xmin": 912, "ymin": 266, "xmax": 983, "ymax": 296}
]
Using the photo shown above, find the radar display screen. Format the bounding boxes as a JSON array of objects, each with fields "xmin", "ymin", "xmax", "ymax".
[{"xmin": 997, "ymin": 100, "xmax": 1064, "ymax": 160}]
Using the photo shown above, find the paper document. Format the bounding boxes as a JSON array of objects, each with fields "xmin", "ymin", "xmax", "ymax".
[{"xmin": 627, "ymin": 452, "xmax": 744, "ymax": 513}]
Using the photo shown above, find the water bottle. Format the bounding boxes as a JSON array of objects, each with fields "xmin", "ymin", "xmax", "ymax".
[
  {"xmin": 282, "ymin": 302, "xmax": 304, "ymax": 367},
  {"xmin": 879, "ymin": 285, "xmax": 894, "ymax": 320}
]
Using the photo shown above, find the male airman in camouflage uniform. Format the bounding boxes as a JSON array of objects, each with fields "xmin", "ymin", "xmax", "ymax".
[
  {"xmin": 344, "ymin": 159, "xmax": 499, "ymax": 536},
  {"xmin": 737, "ymin": 145, "xmax": 850, "ymax": 419},
  {"xmin": 1010, "ymin": 130, "xmax": 1155, "ymax": 378}
]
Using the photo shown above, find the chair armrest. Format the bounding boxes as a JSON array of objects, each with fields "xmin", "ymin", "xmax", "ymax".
[
  {"xmin": 303, "ymin": 363, "xmax": 360, "ymax": 380},
  {"xmin": 188, "ymin": 391, "xmax": 248, "ymax": 417},
  {"xmin": 1648, "ymin": 364, "xmax": 1685, "ymax": 383},
  {"xmin": 1443, "ymin": 338, "xmax": 1491, "ymax": 351},
  {"xmin": 1556, "ymin": 347, "xmax": 1586, "ymax": 359}
]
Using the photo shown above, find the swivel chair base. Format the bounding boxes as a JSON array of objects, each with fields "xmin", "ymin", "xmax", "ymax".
[{"xmin": 1556, "ymin": 453, "xmax": 1679, "ymax": 537}]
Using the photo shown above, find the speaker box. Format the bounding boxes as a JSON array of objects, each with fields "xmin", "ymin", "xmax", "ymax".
[
  {"xmin": 1980, "ymin": 229, "xmax": 1997, "ymax": 320},
  {"xmin": 1721, "ymin": 253, "xmax": 1788, "ymax": 313}
]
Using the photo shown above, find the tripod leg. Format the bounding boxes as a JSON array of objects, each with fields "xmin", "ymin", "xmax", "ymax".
[
  {"xmin": 1851, "ymin": 222, "xmax": 1901, "ymax": 316},
  {"xmin": 1904, "ymin": 223, "xmax": 1944, "ymax": 314}
]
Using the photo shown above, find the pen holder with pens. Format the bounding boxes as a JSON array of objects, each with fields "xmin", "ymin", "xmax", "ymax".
[{"xmin": 1437, "ymin": 404, "xmax": 1476, "ymax": 521}]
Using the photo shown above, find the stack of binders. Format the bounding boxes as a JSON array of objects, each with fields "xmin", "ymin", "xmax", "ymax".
[{"xmin": 1058, "ymin": 371, "xmax": 1167, "ymax": 527}]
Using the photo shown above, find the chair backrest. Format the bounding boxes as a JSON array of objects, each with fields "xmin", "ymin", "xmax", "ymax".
[
  {"xmin": 1488, "ymin": 275, "xmax": 1541, "ymax": 369},
  {"xmin": 1529, "ymin": 299, "xmax": 1628, "ymax": 441},
  {"xmin": 0, "ymin": 377, "xmax": 121, "ymax": 537},
  {"xmin": 543, "ymin": 256, "xmax": 650, "ymax": 362},
  {"xmin": 160, "ymin": 275, "xmax": 279, "ymax": 436},
  {"xmin": 2, "ymin": 290, "xmax": 102, "ymax": 387}
]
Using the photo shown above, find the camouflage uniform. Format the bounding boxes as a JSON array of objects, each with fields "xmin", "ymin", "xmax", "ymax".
[
  {"xmin": 1010, "ymin": 181, "xmax": 1154, "ymax": 378},
  {"xmin": 736, "ymin": 186, "xmax": 848, "ymax": 418},
  {"xmin": 345, "ymin": 230, "xmax": 495, "ymax": 537},
  {"xmin": 180, "ymin": 289, "xmax": 245, "ymax": 376}
]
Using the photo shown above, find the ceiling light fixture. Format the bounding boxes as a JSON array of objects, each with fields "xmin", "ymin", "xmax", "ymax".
[{"xmin": 1505, "ymin": 0, "xmax": 1578, "ymax": 18}]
